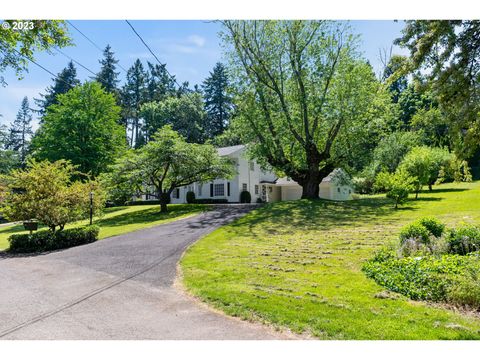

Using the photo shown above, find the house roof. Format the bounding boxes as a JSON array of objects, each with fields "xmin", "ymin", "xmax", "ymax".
[{"xmin": 216, "ymin": 144, "xmax": 245, "ymax": 156}]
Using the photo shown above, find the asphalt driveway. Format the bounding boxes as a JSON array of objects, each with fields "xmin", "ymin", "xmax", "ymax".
[{"xmin": 0, "ymin": 205, "xmax": 289, "ymax": 340}]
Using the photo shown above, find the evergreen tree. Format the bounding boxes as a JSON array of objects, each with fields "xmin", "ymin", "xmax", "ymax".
[
  {"xmin": 120, "ymin": 59, "xmax": 148, "ymax": 148},
  {"xmin": 202, "ymin": 62, "xmax": 233, "ymax": 139},
  {"xmin": 6, "ymin": 96, "xmax": 33, "ymax": 165},
  {"xmin": 146, "ymin": 62, "xmax": 176, "ymax": 102},
  {"xmin": 95, "ymin": 45, "xmax": 120, "ymax": 94},
  {"xmin": 35, "ymin": 61, "xmax": 80, "ymax": 115}
]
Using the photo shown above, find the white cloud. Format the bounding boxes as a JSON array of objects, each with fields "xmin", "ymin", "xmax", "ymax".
[{"xmin": 187, "ymin": 35, "xmax": 206, "ymax": 47}]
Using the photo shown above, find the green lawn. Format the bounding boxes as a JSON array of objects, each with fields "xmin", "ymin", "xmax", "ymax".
[
  {"xmin": 0, "ymin": 203, "xmax": 209, "ymax": 251},
  {"xmin": 181, "ymin": 181, "xmax": 480, "ymax": 339}
]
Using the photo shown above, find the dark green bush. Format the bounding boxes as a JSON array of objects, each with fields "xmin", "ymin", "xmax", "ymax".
[
  {"xmin": 8, "ymin": 225, "xmax": 99, "ymax": 253},
  {"xmin": 186, "ymin": 191, "xmax": 196, "ymax": 204},
  {"xmin": 125, "ymin": 200, "xmax": 162, "ymax": 206},
  {"xmin": 417, "ymin": 217, "xmax": 445, "ymax": 238},
  {"xmin": 399, "ymin": 223, "xmax": 430, "ymax": 245},
  {"xmin": 240, "ymin": 190, "xmax": 251, "ymax": 203},
  {"xmin": 447, "ymin": 224, "xmax": 480, "ymax": 255}
]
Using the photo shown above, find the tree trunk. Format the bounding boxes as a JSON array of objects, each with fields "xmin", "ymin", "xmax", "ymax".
[
  {"xmin": 428, "ymin": 184, "xmax": 433, "ymax": 191},
  {"xmin": 160, "ymin": 202, "xmax": 168, "ymax": 213},
  {"xmin": 159, "ymin": 192, "xmax": 170, "ymax": 213},
  {"xmin": 300, "ymin": 177, "xmax": 321, "ymax": 199}
]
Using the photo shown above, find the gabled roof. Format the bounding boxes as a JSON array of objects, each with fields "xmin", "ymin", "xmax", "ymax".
[{"xmin": 216, "ymin": 144, "xmax": 245, "ymax": 157}]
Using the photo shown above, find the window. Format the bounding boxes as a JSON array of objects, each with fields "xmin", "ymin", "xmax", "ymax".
[
  {"xmin": 214, "ymin": 183, "xmax": 225, "ymax": 196},
  {"xmin": 227, "ymin": 182, "xmax": 230, "ymax": 196},
  {"xmin": 338, "ymin": 187, "xmax": 341, "ymax": 193},
  {"xmin": 172, "ymin": 188, "xmax": 180, "ymax": 199},
  {"xmin": 198, "ymin": 184, "xmax": 203, "ymax": 196},
  {"xmin": 255, "ymin": 185, "xmax": 259, "ymax": 195},
  {"xmin": 242, "ymin": 183, "xmax": 247, "ymax": 191},
  {"xmin": 269, "ymin": 187, "xmax": 273, "ymax": 193},
  {"xmin": 249, "ymin": 161, "xmax": 254, "ymax": 171}
]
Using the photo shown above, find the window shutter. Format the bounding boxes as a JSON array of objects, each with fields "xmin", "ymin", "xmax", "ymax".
[
  {"xmin": 210, "ymin": 183, "xmax": 214, "ymax": 197},
  {"xmin": 227, "ymin": 182, "xmax": 230, "ymax": 196}
]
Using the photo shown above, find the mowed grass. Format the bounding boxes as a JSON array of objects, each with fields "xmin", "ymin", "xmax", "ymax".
[
  {"xmin": 181, "ymin": 182, "xmax": 480, "ymax": 339},
  {"xmin": 0, "ymin": 203, "xmax": 208, "ymax": 251}
]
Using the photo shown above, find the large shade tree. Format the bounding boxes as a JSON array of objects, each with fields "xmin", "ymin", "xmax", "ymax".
[
  {"xmin": 107, "ymin": 126, "xmax": 234, "ymax": 212},
  {"xmin": 222, "ymin": 20, "xmax": 391, "ymax": 198},
  {"xmin": 31, "ymin": 82, "xmax": 126, "ymax": 177}
]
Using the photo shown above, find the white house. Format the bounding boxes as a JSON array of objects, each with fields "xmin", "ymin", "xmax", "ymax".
[{"xmin": 166, "ymin": 145, "xmax": 353, "ymax": 204}]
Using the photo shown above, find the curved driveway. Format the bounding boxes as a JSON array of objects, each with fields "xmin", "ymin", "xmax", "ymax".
[{"xmin": 0, "ymin": 206, "xmax": 289, "ymax": 340}]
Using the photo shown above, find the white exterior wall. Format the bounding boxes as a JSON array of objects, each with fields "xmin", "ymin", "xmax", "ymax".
[
  {"xmin": 281, "ymin": 186, "xmax": 303, "ymax": 201},
  {"xmin": 169, "ymin": 148, "xmax": 276, "ymax": 204}
]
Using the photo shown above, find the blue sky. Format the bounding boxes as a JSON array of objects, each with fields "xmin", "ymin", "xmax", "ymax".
[{"xmin": 0, "ymin": 20, "xmax": 408, "ymax": 129}]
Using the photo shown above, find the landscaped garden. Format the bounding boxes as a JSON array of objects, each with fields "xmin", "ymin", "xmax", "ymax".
[{"xmin": 181, "ymin": 181, "xmax": 480, "ymax": 339}]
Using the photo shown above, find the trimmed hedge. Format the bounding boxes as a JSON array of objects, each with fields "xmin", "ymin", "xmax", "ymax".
[
  {"xmin": 8, "ymin": 225, "xmax": 100, "ymax": 253},
  {"xmin": 125, "ymin": 200, "xmax": 162, "ymax": 206},
  {"xmin": 240, "ymin": 190, "xmax": 251, "ymax": 203},
  {"xmin": 186, "ymin": 191, "xmax": 196, "ymax": 204}
]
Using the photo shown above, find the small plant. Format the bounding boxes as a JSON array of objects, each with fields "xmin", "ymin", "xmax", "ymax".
[
  {"xmin": 447, "ymin": 224, "xmax": 480, "ymax": 255},
  {"xmin": 240, "ymin": 190, "xmax": 251, "ymax": 203},
  {"xmin": 417, "ymin": 217, "xmax": 445, "ymax": 238},
  {"xmin": 399, "ymin": 222, "xmax": 430, "ymax": 245},
  {"xmin": 186, "ymin": 191, "xmax": 196, "ymax": 204}
]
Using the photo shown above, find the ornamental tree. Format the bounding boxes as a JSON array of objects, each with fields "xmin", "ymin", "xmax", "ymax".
[
  {"xmin": 107, "ymin": 125, "xmax": 234, "ymax": 212},
  {"xmin": 0, "ymin": 159, "xmax": 105, "ymax": 232},
  {"xmin": 221, "ymin": 20, "xmax": 392, "ymax": 199},
  {"xmin": 374, "ymin": 170, "xmax": 416, "ymax": 209}
]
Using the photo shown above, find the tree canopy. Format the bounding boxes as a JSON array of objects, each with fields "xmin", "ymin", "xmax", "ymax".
[
  {"xmin": 31, "ymin": 82, "xmax": 126, "ymax": 177},
  {"xmin": 95, "ymin": 44, "xmax": 120, "ymax": 94},
  {"xmin": 221, "ymin": 20, "xmax": 392, "ymax": 198},
  {"xmin": 106, "ymin": 125, "xmax": 234, "ymax": 212}
]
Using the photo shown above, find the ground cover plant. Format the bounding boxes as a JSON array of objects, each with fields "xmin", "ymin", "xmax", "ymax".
[{"xmin": 181, "ymin": 181, "xmax": 480, "ymax": 339}]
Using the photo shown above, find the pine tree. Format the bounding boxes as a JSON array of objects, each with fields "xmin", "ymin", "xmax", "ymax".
[
  {"xmin": 35, "ymin": 61, "xmax": 80, "ymax": 115},
  {"xmin": 202, "ymin": 62, "xmax": 233, "ymax": 139},
  {"xmin": 7, "ymin": 96, "xmax": 33, "ymax": 165},
  {"xmin": 120, "ymin": 59, "xmax": 148, "ymax": 148},
  {"xmin": 95, "ymin": 45, "xmax": 120, "ymax": 94},
  {"xmin": 146, "ymin": 62, "xmax": 176, "ymax": 102}
]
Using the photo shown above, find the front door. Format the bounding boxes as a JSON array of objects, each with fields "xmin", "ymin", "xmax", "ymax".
[{"xmin": 261, "ymin": 185, "xmax": 267, "ymax": 202}]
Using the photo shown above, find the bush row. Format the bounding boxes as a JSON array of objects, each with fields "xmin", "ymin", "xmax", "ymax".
[{"xmin": 8, "ymin": 225, "xmax": 100, "ymax": 253}]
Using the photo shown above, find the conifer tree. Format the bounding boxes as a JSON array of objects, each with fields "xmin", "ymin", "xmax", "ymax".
[
  {"xmin": 95, "ymin": 45, "xmax": 120, "ymax": 94},
  {"xmin": 6, "ymin": 96, "xmax": 33, "ymax": 165},
  {"xmin": 202, "ymin": 62, "xmax": 233, "ymax": 138}
]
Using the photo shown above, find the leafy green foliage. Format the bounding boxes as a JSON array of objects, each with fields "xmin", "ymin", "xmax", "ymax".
[
  {"xmin": 141, "ymin": 93, "xmax": 206, "ymax": 143},
  {"xmin": 398, "ymin": 146, "xmax": 452, "ymax": 196},
  {"xmin": 395, "ymin": 20, "xmax": 480, "ymax": 157},
  {"xmin": 32, "ymin": 82, "xmax": 126, "ymax": 177},
  {"xmin": 399, "ymin": 222, "xmax": 430, "ymax": 245},
  {"xmin": 186, "ymin": 191, "xmax": 195, "ymax": 204},
  {"xmin": 8, "ymin": 225, "xmax": 99, "ymax": 253},
  {"xmin": 418, "ymin": 217, "xmax": 445, "ymax": 238},
  {"xmin": 374, "ymin": 170, "xmax": 416, "ymax": 208},
  {"xmin": 107, "ymin": 125, "xmax": 234, "ymax": 212},
  {"xmin": 447, "ymin": 224, "xmax": 480, "ymax": 255},
  {"xmin": 363, "ymin": 251, "xmax": 469, "ymax": 301},
  {"xmin": 239, "ymin": 190, "xmax": 251, "ymax": 203},
  {"xmin": 221, "ymin": 20, "xmax": 392, "ymax": 198},
  {"xmin": 0, "ymin": 20, "xmax": 71, "ymax": 85},
  {"xmin": 0, "ymin": 159, "xmax": 105, "ymax": 231}
]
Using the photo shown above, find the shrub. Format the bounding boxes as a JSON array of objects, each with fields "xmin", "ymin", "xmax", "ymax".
[
  {"xmin": 363, "ymin": 251, "xmax": 468, "ymax": 301},
  {"xmin": 186, "ymin": 191, "xmax": 196, "ymax": 204},
  {"xmin": 8, "ymin": 225, "xmax": 99, "ymax": 253},
  {"xmin": 256, "ymin": 197, "xmax": 264, "ymax": 203},
  {"xmin": 447, "ymin": 276, "xmax": 480, "ymax": 310},
  {"xmin": 447, "ymin": 224, "xmax": 480, "ymax": 255},
  {"xmin": 374, "ymin": 170, "xmax": 416, "ymax": 209},
  {"xmin": 240, "ymin": 190, "xmax": 251, "ymax": 203},
  {"xmin": 417, "ymin": 217, "xmax": 445, "ymax": 238},
  {"xmin": 399, "ymin": 222, "xmax": 430, "ymax": 245}
]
